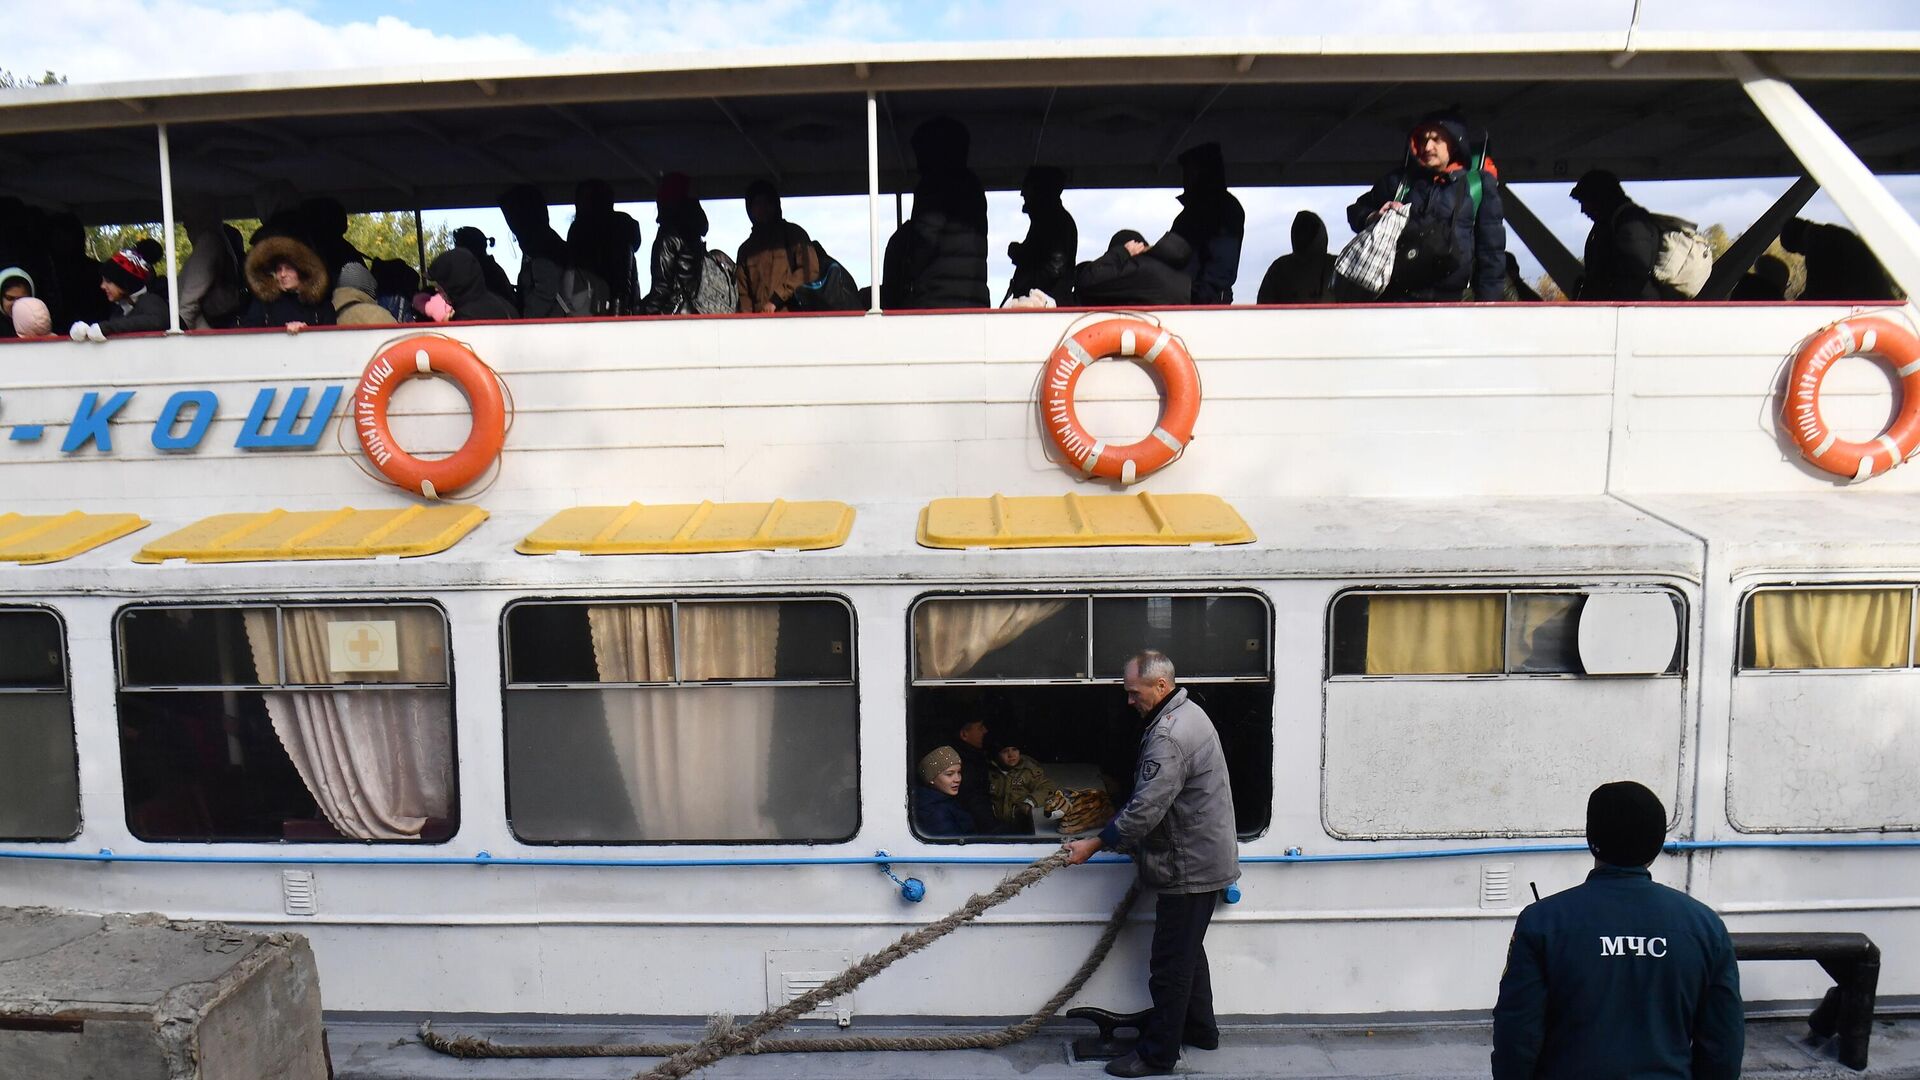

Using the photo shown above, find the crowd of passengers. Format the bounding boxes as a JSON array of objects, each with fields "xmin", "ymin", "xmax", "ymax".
[{"xmin": 0, "ymin": 110, "xmax": 1901, "ymax": 341}]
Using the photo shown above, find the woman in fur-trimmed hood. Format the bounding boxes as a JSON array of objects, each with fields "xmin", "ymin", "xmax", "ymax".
[{"xmin": 239, "ymin": 234, "xmax": 334, "ymax": 330}]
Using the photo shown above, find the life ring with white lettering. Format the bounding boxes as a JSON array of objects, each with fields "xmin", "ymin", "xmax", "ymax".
[
  {"xmin": 1041, "ymin": 317, "xmax": 1200, "ymax": 483},
  {"xmin": 1781, "ymin": 314, "xmax": 1920, "ymax": 483},
  {"xmin": 354, "ymin": 334, "xmax": 507, "ymax": 499}
]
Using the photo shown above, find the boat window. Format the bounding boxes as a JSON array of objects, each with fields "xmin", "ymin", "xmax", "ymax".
[
  {"xmin": 908, "ymin": 592, "xmax": 1271, "ymax": 843},
  {"xmin": 1740, "ymin": 586, "xmax": 1918, "ymax": 671},
  {"xmin": 1328, "ymin": 589, "xmax": 1681, "ymax": 677},
  {"xmin": 0, "ymin": 609, "xmax": 80, "ymax": 842},
  {"xmin": 113, "ymin": 603, "xmax": 457, "ymax": 844},
  {"xmin": 501, "ymin": 598, "xmax": 858, "ymax": 844}
]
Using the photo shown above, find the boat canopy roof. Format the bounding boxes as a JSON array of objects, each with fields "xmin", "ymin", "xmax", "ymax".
[{"xmin": 2, "ymin": 33, "xmax": 1918, "ymax": 223}]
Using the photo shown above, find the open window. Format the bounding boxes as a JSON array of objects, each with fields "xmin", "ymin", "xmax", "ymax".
[
  {"xmin": 907, "ymin": 592, "xmax": 1272, "ymax": 843},
  {"xmin": 115, "ymin": 603, "xmax": 456, "ymax": 843},
  {"xmin": 1323, "ymin": 586, "xmax": 1687, "ymax": 840},
  {"xmin": 1731, "ymin": 584, "xmax": 1920, "ymax": 833},
  {"xmin": 502, "ymin": 597, "xmax": 859, "ymax": 844},
  {"xmin": 0, "ymin": 608, "xmax": 79, "ymax": 841}
]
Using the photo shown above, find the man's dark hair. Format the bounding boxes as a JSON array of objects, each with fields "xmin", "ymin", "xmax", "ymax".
[{"xmin": 1108, "ymin": 229, "xmax": 1148, "ymax": 250}]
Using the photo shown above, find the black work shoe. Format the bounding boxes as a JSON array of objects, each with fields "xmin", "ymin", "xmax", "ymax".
[
  {"xmin": 1105, "ymin": 1051, "xmax": 1175, "ymax": 1077},
  {"xmin": 1183, "ymin": 1031, "xmax": 1219, "ymax": 1051}
]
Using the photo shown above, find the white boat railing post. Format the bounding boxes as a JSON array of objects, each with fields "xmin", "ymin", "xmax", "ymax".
[
  {"xmin": 157, "ymin": 123, "xmax": 182, "ymax": 334},
  {"xmin": 867, "ymin": 90, "xmax": 882, "ymax": 315},
  {"xmin": 1724, "ymin": 51, "xmax": 1920, "ymax": 309},
  {"xmin": 1695, "ymin": 175, "xmax": 1819, "ymax": 300}
]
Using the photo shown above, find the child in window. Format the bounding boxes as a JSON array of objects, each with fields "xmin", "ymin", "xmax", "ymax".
[
  {"xmin": 988, "ymin": 734, "xmax": 1059, "ymax": 834},
  {"xmin": 915, "ymin": 746, "xmax": 972, "ymax": 836}
]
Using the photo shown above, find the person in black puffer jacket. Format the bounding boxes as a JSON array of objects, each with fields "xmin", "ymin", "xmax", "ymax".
[
  {"xmin": 239, "ymin": 235, "xmax": 334, "ymax": 330},
  {"xmin": 1169, "ymin": 142, "xmax": 1244, "ymax": 305},
  {"xmin": 881, "ymin": 116, "xmax": 988, "ymax": 310},
  {"xmin": 428, "ymin": 248, "xmax": 518, "ymax": 322},
  {"xmin": 1346, "ymin": 110, "xmax": 1507, "ymax": 302},
  {"xmin": 638, "ymin": 172, "xmax": 709, "ymax": 316},
  {"xmin": 1073, "ymin": 229, "xmax": 1194, "ymax": 308}
]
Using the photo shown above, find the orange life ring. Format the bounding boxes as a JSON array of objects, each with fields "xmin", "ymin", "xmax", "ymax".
[
  {"xmin": 354, "ymin": 334, "xmax": 506, "ymax": 499},
  {"xmin": 1782, "ymin": 315, "xmax": 1920, "ymax": 482},
  {"xmin": 1041, "ymin": 318, "xmax": 1200, "ymax": 483}
]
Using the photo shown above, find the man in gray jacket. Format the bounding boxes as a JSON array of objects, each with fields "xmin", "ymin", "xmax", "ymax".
[{"xmin": 1066, "ymin": 650, "xmax": 1238, "ymax": 1077}]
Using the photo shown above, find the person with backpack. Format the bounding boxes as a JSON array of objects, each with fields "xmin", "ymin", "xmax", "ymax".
[
  {"xmin": 638, "ymin": 172, "xmax": 720, "ymax": 316},
  {"xmin": 569, "ymin": 179, "xmax": 642, "ymax": 313},
  {"xmin": 734, "ymin": 179, "xmax": 821, "ymax": 313},
  {"xmin": 175, "ymin": 204, "xmax": 249, "ymax": 330},
  {"xmin": 1569, "ymin": 170, "xmax": 1660, "ymax": 301},
  {"xmin": 500, "ymin": 185, "xmax": 573, "ymax": 318},
  {"xmin": 1345, "ymin": 111, "xmax": 1507, "ymax": 302}
]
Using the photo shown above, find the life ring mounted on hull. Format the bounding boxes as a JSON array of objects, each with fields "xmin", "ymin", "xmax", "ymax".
[
  {"xmin": 1041, "ymin": 317, "xmax": 1201, "ymax": 484},
  {"xmin": 354, "ymin": 334, "xmax": 508, "ymax": 499},
  {"xmin": 1781, "ymin": 314, "xmax": 1920, "ymax": 483}
]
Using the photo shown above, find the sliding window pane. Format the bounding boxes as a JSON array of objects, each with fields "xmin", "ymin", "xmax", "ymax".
[
  {"xmin": 1743, "ymin": 589, "xmax": 1914, "ymax": 670},
  {"xmin": 120, "ymin": 607, "xmax": 268, "ymax": 686},
  {"xmin": 0, "ymin": 610, "xmax": 63, "ymax": 687},
  {"xmin": 1508, "ymin": 594, "xmax": 1585, "ymax": 674},
  {"xmin": 1330, "ymin": 593, "xmax": 1504, "ymax": 675},
  {"xmin": 913, "ymin": 598, "xmax": 1084, "ymax": 680},
  {"xmin": 1091, "ymin": 596, "xmax": 1266, "ymax": 678}
]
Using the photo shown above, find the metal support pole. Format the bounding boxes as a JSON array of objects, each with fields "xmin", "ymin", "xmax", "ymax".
[
  {"xmin": 1725, "ymin": 51, "xmax": 1920, "ymax": 307},
  {"xmin": 413, "ymin": 205, "xmax": 428, "ymax": 282},
  {"xmin": 157, "ymin": 123, "xmax": 181, "ymax": 334},
  {"xmin": 1498, "ymin": 182, "xmax": 1584, "ymax": 298},
  {"xmin": 867, "ymin": 91, "xmax": 883, "ymax": 315},
  {"xmin": 1695, "ymin": 174, "xmax": 1819, "ymax": 299}
]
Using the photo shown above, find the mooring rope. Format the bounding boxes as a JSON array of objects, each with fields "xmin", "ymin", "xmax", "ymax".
[{"xmin": 418, "ymin": 848, "xmax": 1138, "ymax": 1079}]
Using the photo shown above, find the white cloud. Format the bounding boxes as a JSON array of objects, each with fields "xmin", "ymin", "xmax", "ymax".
[
  {"xmin": 554, "ymin": 0, "xmax": 904, "ymax": 54},
  {"xmin": 11, "ymin": 1, "xmax": 537, "ymax": 84}
]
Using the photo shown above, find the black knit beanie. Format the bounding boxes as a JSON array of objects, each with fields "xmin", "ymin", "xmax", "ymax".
[{"xmin": 1586, "ymin": 781, "xmax": 1667, "ymax": 867}]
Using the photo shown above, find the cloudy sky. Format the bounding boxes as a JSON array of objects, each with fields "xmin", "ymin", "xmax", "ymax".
[{"xmin": 9, "ymin": 0, "xmax": 1918, "ymax": 295}]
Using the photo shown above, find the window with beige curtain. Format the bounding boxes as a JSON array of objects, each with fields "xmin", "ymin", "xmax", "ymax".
[
  {"xmin": 1744, "ymin": 588, "xmax": 1916, "ymax": 670},
  {"xmin": 1349, "ymin": 593, "xmax": 1506, "ymax": 675},
  {"xmin": 912, "ymin": 597, "xmax": 1076, "ymax": 679},
  {"xmin": 114, "ymin": 603, "xmax": 455, "ymax": 844},
  {"xmin": 504, "ymin": 599, "xmax": 857, "ymax": 844}
]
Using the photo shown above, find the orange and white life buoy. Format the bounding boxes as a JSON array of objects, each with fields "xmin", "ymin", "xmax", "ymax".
[
  {"xmin": 354, "ymin": 334, "xmax": 507, "ymax": 499},
  {"xmin": 1782, "ymin": 314, "xmax": 1920, "ymax": 482},
  {"xmin": 1041, "ymin": 317, "xmax": 1200, "ymax": 483}
]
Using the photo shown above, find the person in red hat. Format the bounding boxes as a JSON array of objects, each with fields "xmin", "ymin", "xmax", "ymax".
[{"xmin": 70, "ymin": 248, "xmax": 169, "ymax": 340}]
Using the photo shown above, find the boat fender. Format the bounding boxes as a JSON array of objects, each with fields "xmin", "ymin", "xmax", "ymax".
[
  {"xmin": 1224, "ymin": 882, "xmax": 1242, "ymax": 905},
  {"xmin": 354, "ymin": 333, "xmax": 508, "ymax": 499},
  {"xmin": 1781, "ymin": 314, "xmax": 1920, "ymax": 482},
  {"xmin": 1041, "ymin": 316, "xmax": 1200, "ymax": 484}
]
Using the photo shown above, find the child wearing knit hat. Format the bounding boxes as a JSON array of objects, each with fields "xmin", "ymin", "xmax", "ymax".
[{"xmin": 914, "ymin": 746, "xmax": 971, "ymax": 836}]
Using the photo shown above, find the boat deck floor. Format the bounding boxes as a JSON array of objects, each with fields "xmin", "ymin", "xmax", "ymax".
[{"xmin": 327, "ymin": 1016, "xmax": 1920, "ymax": 1079}]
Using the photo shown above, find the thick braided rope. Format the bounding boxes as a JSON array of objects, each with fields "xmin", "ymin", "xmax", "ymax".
[{"xmin": 417, "ymin": 849, "xmax": 1139, "ymax": 1075}]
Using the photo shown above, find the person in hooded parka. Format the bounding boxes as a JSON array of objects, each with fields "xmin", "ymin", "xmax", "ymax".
[{"xmin": 1256, "ymin": 211, "xmax": 1336, "ymax": 304}]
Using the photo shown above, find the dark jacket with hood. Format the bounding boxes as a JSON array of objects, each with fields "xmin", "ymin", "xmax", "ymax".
[
  {"xmin": 882, "ymin": 119, "xmax": 990, "ymax": 310},
  {"xmin": 508, "ymin": 222, "xmax": 570, "ymax": 319},
  {"xmin": 1347, "ymin": 113, "xmax": 1508, "ymax": 301},
  {"xmin": 1784, "ymin": 219, "xmax": 1897, "ymax": 302},
  {"xmin": 429, "ymin": 249, "xmax": 519, "ymax": 321},
  {"xmin": 569, "ymin": 207, "xmax": 642, "ymax": 313},
  {"xmin": 1169, "ymin": 145, "xmax": 1245, "ymax": 305},
  {"xmin": 639, "ymin": 199, "xmax": 710, "ymax": 316},
  {"xmin": 1007, "ymin": 198, "xmax": 1077, "ymax": 305},
  {"xmin": 238, "ymin": 235, "xmax": 335, "ymax": 328},
  {"xmin": 1578, "ymin": 196, "xmax": 1661, "ymax": 301},
  {"xmin": 1257, "ymin": 211, "xmax": 1337, "ymax": 304},
  {"xmin": 1073, "ymin": 231, "xmax": 1195, "ymax": 307}
]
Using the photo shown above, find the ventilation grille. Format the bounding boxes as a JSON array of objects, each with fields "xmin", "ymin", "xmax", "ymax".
[
  {"xmin": 282, "ymin": 870, "xmax": 317, "ymax": 916},
  {"xmin": 1479, "ymin": 863, "xmax": 1515, "ymax": 909},
  {"xmin": 765, "ymin": 951, "xmax": 853, "ymax": 1028}
]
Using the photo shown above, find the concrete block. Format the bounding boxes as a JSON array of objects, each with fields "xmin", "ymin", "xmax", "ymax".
[{"xmin": 0, "ymin": 907, "xmax": 328, "ymax": 1080}]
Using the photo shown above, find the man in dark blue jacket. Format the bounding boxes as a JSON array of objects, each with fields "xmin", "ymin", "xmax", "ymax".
[
  {"xmin": 1492, "ymin": 781, "xmax": 1744, "ymax": 1080},
  {"xmin": 1346, "ymin": 111, "xmax": 1507, "ymax": 301}
]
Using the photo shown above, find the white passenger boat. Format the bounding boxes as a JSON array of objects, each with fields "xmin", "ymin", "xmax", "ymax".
[{"xmin": 1, "ymin": 31, "xmax": 1918, "ymax": 1031}]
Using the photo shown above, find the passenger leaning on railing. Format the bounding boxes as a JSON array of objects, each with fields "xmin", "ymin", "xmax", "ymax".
[
  {"xmin": 0, "ymin": 265, "xmax": 33, "ymax": 338},
  {"xmin": 69, "ymin": 248, "xmax": 169, "ymax": 340},
  {"xmin": 734, "ymin": 179, "xmax": 820, "ymax": 314}
]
